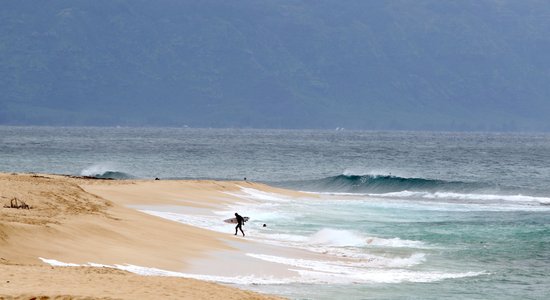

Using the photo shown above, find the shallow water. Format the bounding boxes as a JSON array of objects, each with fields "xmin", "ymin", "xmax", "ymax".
[{"xmin": 2, "ymin": 126, "xmax": 549, "ymax": 299}]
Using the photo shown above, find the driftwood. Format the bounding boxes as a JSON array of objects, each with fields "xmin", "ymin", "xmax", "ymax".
[{"xmin": 3, "ymin": 197, "xmax": 31, "ymax": 209}]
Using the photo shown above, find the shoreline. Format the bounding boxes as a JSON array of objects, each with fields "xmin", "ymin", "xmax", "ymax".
[{"xmin": 0, "ymin": 172, "xmax": 291, "ymax": 299}]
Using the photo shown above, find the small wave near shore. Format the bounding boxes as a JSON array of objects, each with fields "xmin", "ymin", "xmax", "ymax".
[{"xmin": 80, "ymin": 163, "xmax": 136, "ymax": 179}]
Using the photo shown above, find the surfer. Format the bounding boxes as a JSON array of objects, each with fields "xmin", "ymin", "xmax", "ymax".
[{"xmin": 234, "ymin": 212, "xmax": 245, "ymax": 236}]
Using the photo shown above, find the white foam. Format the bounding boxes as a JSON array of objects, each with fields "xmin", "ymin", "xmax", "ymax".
[
  {"xmin": 237, "ymin": 230, "xmax": 427, "ymax": 267},
  {"xmin": 381, "ymin": 253, "xmax": 427, "ymax": 268},
  {"xmin": 56, "ymin": 256, "xmax": 477, "ymax": 284},
  {"xmin": 140, "ymin": 207, "xmax": 429, "ymax": 260},
  {"xmin": 305, "ymin": 191, "xmax": 370, "ymax": 196},
  {"xmin": 293, "ymin": 268, "xmax": 486, "ymax": 284},
  {"xmin": 39, "ymin": 258, "xmax": 298, "ymax": 285},
  {"xmin": 131, "ymin": 188, "xmax": 482, "ymax": 286},
  {"xmin": 39, "ymin": 254, "xmax": 482, "ymax": 285},
  {"xmin": 303, "ymin": 190, "xmax": 550, "ymax": 212},
  {"xmin": 39, "ymin": 257, "xmax": 80, "ymax": 267},
  {"xmin": 309, "ymin": 228, "xmax": 365, "ymax": 247},
  {"xmin": 226, "ymin": 187, "xmax": 292, "ymax": 202},
  {"xmin": 80, "ymin": 163, "xmax": 120, "ymax": 177},
  {"xmin": 342, "ymin": 169, "xmax": 412, "ymax": 178},
  {"xmin": 310, "ymin": 193, "xmax": 550, "ymax": 212},
  {"xmin": 307, "ymin": 228, "xmax": 425, "ymax": 248},
  {"xmin": 371, "ymin": 190, "xmax": 550, "ymax": 204},
  {"xmin": 366, "ymin": 236, "xmax": 426, "ymax": 248},
  {"xmin": 247, "ymin": 254, "xmax": 484, "ymax": 283}
]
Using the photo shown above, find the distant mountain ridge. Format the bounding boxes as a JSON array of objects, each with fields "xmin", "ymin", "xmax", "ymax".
[{"xmin": 1, "ymin": 0, "xmax": 550, "ymax": 131}]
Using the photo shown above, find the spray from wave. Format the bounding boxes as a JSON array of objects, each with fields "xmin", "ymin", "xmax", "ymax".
[{"xmin": 80, "ymin": 164, "xmax": 135, "ymax": 179}]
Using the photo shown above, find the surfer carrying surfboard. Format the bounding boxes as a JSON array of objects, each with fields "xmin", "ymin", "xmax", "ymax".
[{"xmin": 234, "ymin": 212, "xmax": 245, "ymax": 236}]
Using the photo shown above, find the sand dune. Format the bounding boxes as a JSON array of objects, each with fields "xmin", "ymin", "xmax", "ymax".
[{"xmin": 0, "ymin": 173, "xmax": 284, "ymax": 299}]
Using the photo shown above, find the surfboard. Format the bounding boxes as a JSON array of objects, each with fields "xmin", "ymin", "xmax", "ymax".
[{"xmin": 224, "ymin": 216, "xmax": 249, "ymax": 224}]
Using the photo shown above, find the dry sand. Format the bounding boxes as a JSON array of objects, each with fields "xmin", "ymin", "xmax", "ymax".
[{"xmin": 0, "ymin": 173, "xmax": 286, "ymax": 300}]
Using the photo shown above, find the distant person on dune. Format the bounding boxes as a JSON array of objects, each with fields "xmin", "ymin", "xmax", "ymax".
[{"xmin": 234, "ymin": 212, "xmax": 245, "ymax": 236}]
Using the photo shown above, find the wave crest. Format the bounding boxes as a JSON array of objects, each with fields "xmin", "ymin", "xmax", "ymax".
[
  {"xmin": 80, "ymin": 164, "xmax": 135, "ymax": 179},
  {"xmin": 282, "ymin": 174, "xmax": 488, "ymax": 194}
]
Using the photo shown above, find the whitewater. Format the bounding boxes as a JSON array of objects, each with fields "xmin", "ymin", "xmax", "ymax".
[{"xmin": 1, "ymin": 126, "xmax": 549, "ymax": 299}]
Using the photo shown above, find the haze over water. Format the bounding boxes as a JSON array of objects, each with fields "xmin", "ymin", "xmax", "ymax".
[{"xmin": 1, "ymin": 126, "xmax": 549, "ymax": 299}]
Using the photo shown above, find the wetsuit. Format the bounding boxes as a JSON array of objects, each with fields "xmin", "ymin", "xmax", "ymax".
[{"xmin": 235, "ymin": 214, "xmax": 245, "ymax": 236}]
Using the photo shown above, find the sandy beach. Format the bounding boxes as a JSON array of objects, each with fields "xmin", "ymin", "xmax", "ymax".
[{"xmin": 0, "ymin": 173, "xmax": 288, "ymax": 299}]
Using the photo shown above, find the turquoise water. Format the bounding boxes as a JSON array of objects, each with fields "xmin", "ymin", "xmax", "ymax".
[
  {"xmin": 240, "ymin": 196, "xmax": 549, "ymax": 299},
  {"xmin": 215, "ymin": 185, "xmax": 550, "ymax": 299},
  {"xmin": 1, "ymin": 126, "xmax": 549, "ymax": 299}
]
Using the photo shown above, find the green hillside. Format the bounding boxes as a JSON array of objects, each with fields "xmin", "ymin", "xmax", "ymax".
[{"xmin": 1, "ymin": 1, "xmax": 550, "ymax": 130}]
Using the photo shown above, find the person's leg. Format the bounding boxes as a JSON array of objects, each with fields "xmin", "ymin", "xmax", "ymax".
[
  {"xmin": 235, "ymin": 224, "xmax": 238, "ymax": 235},
  {"xmin": 239, "ymin": 225, "xmax": 245, "ymax": 236}
]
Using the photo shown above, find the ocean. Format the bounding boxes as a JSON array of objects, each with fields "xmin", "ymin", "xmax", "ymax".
[{"xmin": 1, "ymin": 126, "xmax": 549, "ymax": 299}]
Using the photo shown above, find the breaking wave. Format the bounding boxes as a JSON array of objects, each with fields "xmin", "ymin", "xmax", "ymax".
[
  {"xmin": 80, "ymin": 164, "xmax": 135, "ymax": 179},
  {"xmin": 280, "ymin": 174, "xmax": 490, "ymax": 194}
]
